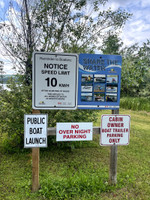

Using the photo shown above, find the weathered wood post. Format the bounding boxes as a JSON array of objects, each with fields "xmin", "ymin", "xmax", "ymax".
[
  {"xmin": 32, "ymin": 109, "xmax": 40, "ymax": 192},
  {"xmin": 109, "ymin": 109, "xmax": 119, "ymax": 185}
]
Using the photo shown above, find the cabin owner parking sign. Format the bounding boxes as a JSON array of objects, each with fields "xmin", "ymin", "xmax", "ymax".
[
  {"xmin": 24, "ymin": 114, "xmax": 48, "ymax": 148},
  {"xmin": 100, "ymin": 115, "xmax": 130, "ymax": 146},
  {"xmin": 32, "ymin": 52, "xmax": 78, "ymax": 110}
]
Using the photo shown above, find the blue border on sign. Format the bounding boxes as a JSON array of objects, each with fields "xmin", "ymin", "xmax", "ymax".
[{"xmin": 78, "ymin": 53, "xmax": 122, "ymax": 109}]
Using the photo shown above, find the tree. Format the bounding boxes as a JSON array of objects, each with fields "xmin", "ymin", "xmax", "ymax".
[
  {"xmin": 101, "ymin": 34, "xmax": 150, "ymax": 97},
  {"xmin": 0, "ymin": 61, "xmax": 5, "ymax": 85},
  {"xmin": 101, "ymin": 32, "xmax": 123, "ymax": 54},
  {"xmin": 0, "ymin": 0, "xmax": 131, "ymax": 84},
  {"xmin": 121, "ymin": 41, "xmax": 150, "ymax": 97},
  {"xmin": 137, "ymin": 40, "xmax": 150, "ymax": 97}
]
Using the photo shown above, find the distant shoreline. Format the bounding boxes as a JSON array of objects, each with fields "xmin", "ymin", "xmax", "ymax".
[{"xmin": 0, "ymin": 75, "xmax": 17, "ymax": 84}]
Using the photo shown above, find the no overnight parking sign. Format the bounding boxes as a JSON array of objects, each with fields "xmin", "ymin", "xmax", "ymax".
[{"xmin": 32, "ymin": 52, "xmax": 78, "ymax": 110}]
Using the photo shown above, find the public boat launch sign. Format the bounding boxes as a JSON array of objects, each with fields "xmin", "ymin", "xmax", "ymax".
[
  {"xmin": 24, "ymin": 114, "xmax": 48, "ymax": 148},
  {"xmin": 56, "ymin": 122, "xmax": 93, "ymax": 141},
  {"xmin": 100, "ymin": 115, "xmax": 130, "ymax": 146},
  {"xmin": 32, "ymin": 52, "xmax": 78, "ymax": 110}
]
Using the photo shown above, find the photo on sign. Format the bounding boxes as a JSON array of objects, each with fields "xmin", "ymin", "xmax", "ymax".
[
  {"xmin": 81, "ymin": 74, "xmax": 93, "ymax": 83},
  {"xmin": 107, "ymin": 75, "xmax": 118, "ymax": 84},
  {"xmin": 94, "ymin": 84, "xmax": 105, "ymax": 92},
  {"xmin": 94, "ymin": 93, "xmax": 105, "ymax": 102},
  {"xmin": 106, "ymin": 86, "xmax": 118, "ymax": 93},
  {"xmin": 106, "ymin": 93, "xmax": 117, "ymax": 102},
  {"xmin": 94, "ymin": 74, "xmax": 106, "ymax": 83},
  {"xmin": 81, "ymin": 93, "xmax": 92, "ymax": 101},
  {"xmin": 81, "ymin": 85, "xmax": 93, "ymax": 92}
]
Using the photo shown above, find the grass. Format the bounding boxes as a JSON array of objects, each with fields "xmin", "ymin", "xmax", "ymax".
[
  {"xmin": 120, "ymin": 97, "xmax": 150, "ymax": 112},
  {"xmin": 0, "ymin": 108, "xmax": 150, "ymax": 199}
]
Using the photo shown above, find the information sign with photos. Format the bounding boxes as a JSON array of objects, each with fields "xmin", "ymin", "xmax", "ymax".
[{"xmin": 78, "ymin": 54, "xmax": 122, "ymax": 109}]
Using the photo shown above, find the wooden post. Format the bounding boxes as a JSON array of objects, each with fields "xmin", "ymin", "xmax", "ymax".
[
  {"xmin": 109, "ymin": 109, "xmax": 119, "ymax": 185},
  {"xmin": 32, "ymin": 109, "xmax": 40, "ymax": 192},
  {"xmin": 32, "ymin": 147, "xmax": 40, "ymax": 192}
]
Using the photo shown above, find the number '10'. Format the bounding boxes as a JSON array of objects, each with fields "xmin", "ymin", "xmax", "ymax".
[{"xmin": 45, "ymin": 77, "xmax": 57, "ymax": 87}]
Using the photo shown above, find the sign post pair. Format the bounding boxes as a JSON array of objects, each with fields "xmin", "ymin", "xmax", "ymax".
[{"xmin": 25, "ymin": 52, "xmax": 128, "ymax": 190}]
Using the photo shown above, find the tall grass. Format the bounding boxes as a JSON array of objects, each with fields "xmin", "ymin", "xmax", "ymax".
[
  {"xmin": 39, "ymin": 169, "xmax": 114, "ymax": 199},
  {"xmin": 120, "ymin": 97, "xmax": 150, "ymax": 112}
]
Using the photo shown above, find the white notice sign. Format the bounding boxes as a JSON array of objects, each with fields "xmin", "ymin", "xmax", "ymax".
[
  {"xmin": 24, "ymin": 114, "xmax": 48, "ymax": 148},
  {"xmin": 32, "ymin": 52, "xmax": 78, "ymax": 110},
  {"xmin": 56, "ymin": 122, "xmax": 93, "ymax": 141},
  {"xmin": 100, "ymin": 115, "xmax": 130, "ymax": 146}
]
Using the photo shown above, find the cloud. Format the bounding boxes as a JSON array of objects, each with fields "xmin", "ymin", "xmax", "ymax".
[
  {"xmin": 101, "ymin": 0, "xmax": 150, "ymax": 47},
  {"xmin": 0, "ymin": 0, "xmax": 4, "ymax": 9},
  {"xmin": 140, "ymin": 0, "xmax": 150, "ymax": 8}
]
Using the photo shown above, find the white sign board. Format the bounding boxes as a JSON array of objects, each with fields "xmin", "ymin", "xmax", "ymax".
[
  {"xmin": 32, "ymin": 52, "xmax": 78, "ymax": 110},
  {"xmin": 56, "ymin": 122, "xmax": 93, "ymax": 141},
  {"xmin": 100, "ymin": 115, "xmax": 130, "ymax": 146},
  {"xmin": 24, "ymin": 114, "xmax": 48, "ymax": 148}
]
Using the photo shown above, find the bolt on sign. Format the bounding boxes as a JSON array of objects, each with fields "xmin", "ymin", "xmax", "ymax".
[
  {"xmin": 32, "ymin": 52, "xmax": 78, "ymax": 110},
  {"xmin": 24, "ymin": 114, "xmax": 48, "ymax": 148},
  {"xmin": 100, "ymin": 115, "xmax": 130, "ymax": 146},
  {"xmin": 56, "ymin": 122, "xmax": 93, "ymax": 142},
  {"xmin": 78, "ymin": 54, "xmax": 122, "ymax": 109}
]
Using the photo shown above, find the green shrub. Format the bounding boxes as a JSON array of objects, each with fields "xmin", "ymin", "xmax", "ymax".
[
  {"xmin": 0, "ymin": 78, "xmax": 98, "ymax": 152},
  {"xmin": 120, "ymin": 97, "xmax": 150, "ymax": 112},
  {"xmin": 0, "ymin": 77, "xmax": 32, "ymax": 152}
]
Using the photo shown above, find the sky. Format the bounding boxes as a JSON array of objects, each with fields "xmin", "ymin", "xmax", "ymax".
[
  {"xmin": 108, "ymin": 0, "xmax": 150, "ymax": 46},
  {"xmin": 0, "ymin": 0, "xmax": 150, "ymax": 74}
]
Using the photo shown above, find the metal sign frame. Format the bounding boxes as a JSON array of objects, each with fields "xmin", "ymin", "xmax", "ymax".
[{"xmin": 32, "ymin": 52, "xmax": 78, "ymax": 110}]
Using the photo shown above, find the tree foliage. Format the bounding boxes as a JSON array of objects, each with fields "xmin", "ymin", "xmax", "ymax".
[
  {"xmin": 101, "ymin": 32, "xmax": 123, "ymax": 55},
  {"xmin": 101, "ymin": 34, "xmax": 150, "ymax": 97},
  {"xmin": 121, "ymin": 41, "xmax": 150, "ymax": 97},
  {"xmin": 0, "ymin": 61, "xmax": 5, "ymax": 85},
  {"xmin": 0, "ymin": 0, "xmax": 131, "ymax": 83},
  {"xmin": 0, "ymin": 77, "xmax": 32, "ymax": 151}
]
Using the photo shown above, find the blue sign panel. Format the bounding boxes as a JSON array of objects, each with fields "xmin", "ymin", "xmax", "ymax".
[{"xmin": 78, "ymin": 54, "xmax": 122, "ymax": 109}]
